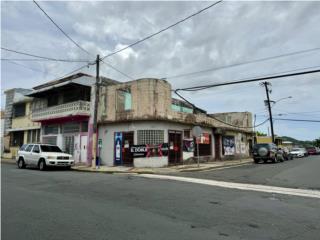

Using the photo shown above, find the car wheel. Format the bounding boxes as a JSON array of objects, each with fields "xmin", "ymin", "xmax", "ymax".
[
  {"xmin": 39, "ymin": 159, "xmax": 46, "ymax": 171},
  {"xmin": 254, "ymin": 159, "xmax": 259, "ymax": 164},
  {"xmin": 279, "ymin": 156, "xmax": 284, "ymax": 162},
  {"xmin": 17, "ymin": 158, "xmax": 26, "ymax": 169}
]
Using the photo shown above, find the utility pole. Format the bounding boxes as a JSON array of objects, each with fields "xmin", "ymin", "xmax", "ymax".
[
  {"xmin": 91, "ymin": 54, "xmax": 100, "ymax": 168},
  {"xmin": 261, "ymin": 81, "xmax": 275, "ymax": 143}
]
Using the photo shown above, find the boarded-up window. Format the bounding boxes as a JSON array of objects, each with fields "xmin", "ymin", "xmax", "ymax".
[
  {"xmin": 116, "ymin": 88, "xmax": 132, "ymax": 111},
  {"xmin": 137, "ymin": 130, "xmax": 164, "ymax": 145},
  {"xmin": 194, "ymin": 134, "xmax": 212, "ymax": 156}
]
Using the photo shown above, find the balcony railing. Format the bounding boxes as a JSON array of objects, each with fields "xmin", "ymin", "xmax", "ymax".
[{"xmin": 32, "ymin": 100, "xmax": 90, "ymax": 121}]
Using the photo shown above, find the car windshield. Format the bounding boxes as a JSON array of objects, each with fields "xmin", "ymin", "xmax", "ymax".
[
  {"xmin": 40, "ymin": 145, "xmax": 62, "ymax": 152},
  {"xmin": 292, "ymin": 148, "xmax": 300, "ymax": 151}
]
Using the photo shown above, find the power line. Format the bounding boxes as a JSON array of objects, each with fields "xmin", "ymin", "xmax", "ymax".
[
  {"xmin": 32, "ymin": 1, "xmax": 134, "ymax": 80},
  {"xmin": 1, "ymin": 47, "xmax": 89, "ymax": 62},
  {"xmin": 100, "ymin": 1, "xmax": 223, "ymax": 61},
  {"xmin": 165, "ymin": 47, "xmax": 320, "ymax": 79},
  {"xmin": 99, "ymin": 60, "xmax": 134, "ymax": 80},
  {"xmin": 33, "ymin": 0, "xmax": 91, "ymax": 57},
  {"xmin": 273, "ymin": 118, "xmax": 320, "ymax": 123},
  {"xmin": 176, "ymin": 67, "xmax": 320, "ymax": 92},
  {"xmin": 5, "ymin": 60, "xmax": 58, "ymax": 77},
  {"xmin": 174, "ymin": 90, "xmax": 265, "ymax": 129}
]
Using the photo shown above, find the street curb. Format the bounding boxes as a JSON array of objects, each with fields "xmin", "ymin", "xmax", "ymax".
[
  {"xmin": 70, "ymin": 167, "xmax": 155, "ymax": 174},
  {"xmin": 179, "ymin": 162, "xmax": 252, "ymax": 172},
  {"xmin": 1, "ymin": 159, "xmax": 16, "ymax": 165},
  {"xmin": 71, "ymin": 160, "xmax": 253, "ymax": 174}
]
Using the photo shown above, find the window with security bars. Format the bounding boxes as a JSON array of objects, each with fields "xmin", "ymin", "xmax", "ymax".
[{"xmin": 137, "ymin": 130, "xmax": 164, "ymax": 145}]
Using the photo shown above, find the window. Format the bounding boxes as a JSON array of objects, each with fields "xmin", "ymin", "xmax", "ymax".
[
  {"xmin": 11, "ymin": 131, "xmax": 24, "ymax": 146},
  {"xmin": 183, "ymin": 130, "xmax": 191, "ymax": 139},
  {"xmin": 33, "ymin": 145, "xmax": 40, "ymax": 153},
  {"xmin": 13, "ymin": 103, "xmax": 26, "ymax": 117},
  {"xmin": 137, "ymin": 130, "xmax": 164, "ymax": 145},
  {"xmin": 42, "ymin": 136, "xmax": 57, "ymax": 145},
  {"xmin": 116, "ymin": 88, "xmax": 132, "ymax": 111},
  {"xmin": 44, "ymin": 125, "xmax": 59, "ymax": 135},
  {"xmin": 40, "ymin": 145, "xmax": 62, "ymax": 153},
  {"xmin": 36, "ymin": 129, "xmax": 40, "ymax": 142},
  {"xmin": 47, "ymin": 94, "xmax": 59, "ymax": 107},
  {"xmin": 25, "ymin": 144, "xmax": 34, "ymax": 152},
  {"xmin": 62, "ymin": 123, "xmax": 80, "ymax": 133},
  {"xmin": 81, "ymin": 121, "xmax": 88, "ymax": 132},
  {"xmin": 20, "ymin": 144, "xmax": 28, "ymax": 151}
]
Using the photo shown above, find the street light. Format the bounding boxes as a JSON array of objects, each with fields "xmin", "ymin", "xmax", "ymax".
[{"xmin": 264, "ymin": 96, "xmax": 293, "ymax": 107}]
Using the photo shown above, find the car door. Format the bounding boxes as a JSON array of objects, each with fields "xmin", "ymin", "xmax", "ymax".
[
  {"xmin": 23, "ymin": 144, "xmax": 34, "ymax": 165},
  {"xmin": 31, "ymin": 145, "xmax": 41, "ymax": 165}
]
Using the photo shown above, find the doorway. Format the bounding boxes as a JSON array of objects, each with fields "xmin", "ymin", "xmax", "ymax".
[
  {"xmin": 80, "ymin": 135, "xmax": 88, "ymax": 163},
  {"xmin": 168, "ymin": 130, "xmax": 182, "ymax": 165},
  {"xmin": 122, "ymin": 131, "xmax": 134, "ymax": 165},
  {"xmin": 214, "ymin": 134, "xmax": 221, "ymax": 160}
]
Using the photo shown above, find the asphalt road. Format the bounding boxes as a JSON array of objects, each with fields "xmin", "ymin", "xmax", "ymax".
[
  {"xmin": 173, "ymin": 155, "xmax": 320, "ymax": 190},
  {"xmin": 2, "ymin": 161, "xmax": 320, "ymax": 240}
]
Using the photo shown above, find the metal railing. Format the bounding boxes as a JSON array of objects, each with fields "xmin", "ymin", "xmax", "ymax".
[{"xmin": 32, "ymin": 101, "xmax": 90, "ymax": 121}]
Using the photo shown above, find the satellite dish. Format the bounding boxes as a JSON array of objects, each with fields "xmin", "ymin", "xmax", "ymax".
[{"xmin": 192, "ymin": 126, "xmax": 203, "ymax": 137}]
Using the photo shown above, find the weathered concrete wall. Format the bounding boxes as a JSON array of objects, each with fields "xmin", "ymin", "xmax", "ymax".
[
  {"xmin": 11, "ymin": 102, "xmax": 40, "ymax": 129},
  {"xmin": 210, "ymin": 112, "xmax": 253, "ymax": 128},
  {"xmin": 98, "ymin": 78, "xmax": 172, "ymax": 122}
]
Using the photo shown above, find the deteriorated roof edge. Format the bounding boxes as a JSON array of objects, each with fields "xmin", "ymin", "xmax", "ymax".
[{"xmin": 98, "ymin": 118, "xmax": 254, "ymax": 134}]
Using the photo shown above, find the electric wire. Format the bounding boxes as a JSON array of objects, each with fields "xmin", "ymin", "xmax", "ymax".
[
  {"xmin": 100, "ymin": 1, "xmax": 223, "ymax": 61},
  {"xmin": 33, "ymin": 0, "xmax": 91, "ymax": 57},
  {"xmin": 164, "ymin": 47, "xmax": 320, "ymax": 79},
  {"xmin": 32, "ymin": 1, "xmax": 134, "ymax": 80},
  {"xmin": 1, "ymin": 47, "xmax": 90, "ymax": 62},
  {"xmin": 176, "ymin": 67, "xmax": 320, "ymax": 92}
]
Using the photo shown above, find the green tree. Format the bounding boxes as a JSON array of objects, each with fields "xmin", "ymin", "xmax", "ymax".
[
  {"xmin": 256, "ymin": 131, "xmax": 267, "ymax": 136},
  {"xmin": 314, "ymin": 138, "xmax": 320, "ymax": 147}
]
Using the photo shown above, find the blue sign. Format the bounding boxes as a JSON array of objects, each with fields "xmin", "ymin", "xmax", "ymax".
[{"xmin": 114, "ymin": 132, "xmax": 123, "ymax": 165}]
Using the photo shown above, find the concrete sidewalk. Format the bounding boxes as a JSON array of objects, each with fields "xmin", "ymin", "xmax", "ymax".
[{"xmin": 71, "ymin": 158, "xmax": 253, "ymax": 174}]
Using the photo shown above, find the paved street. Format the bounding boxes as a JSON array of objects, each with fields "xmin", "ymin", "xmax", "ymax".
[
  {"xmin": 172, "ymin": 155, "xmax": 320, "ymax": 190},
  {"xmin": 2, "ymin": 159, "xmax": 320, "ymax": 240}
]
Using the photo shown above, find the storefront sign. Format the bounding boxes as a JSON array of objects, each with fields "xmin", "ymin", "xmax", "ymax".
[
  {"xmin": 130, "ymin": 143, "xmax": 169, "ymax": 158},
  {"xmin": 223, "ymin": 136, "xmax": 235, "ymax": 155},
  {"xmin": 114, "ymin": 132, "xmax": 123, "ymax": 165}
]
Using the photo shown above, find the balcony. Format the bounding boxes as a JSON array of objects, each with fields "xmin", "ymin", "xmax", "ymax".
[{"xmin": 32, "ymin": 100, "xmax": 90, "ymax": 122}]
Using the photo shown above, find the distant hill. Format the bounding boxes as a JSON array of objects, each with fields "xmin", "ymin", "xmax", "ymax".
[{"xmin": 281, "ymin": 136, "xmax": 314, "ymax": 147}]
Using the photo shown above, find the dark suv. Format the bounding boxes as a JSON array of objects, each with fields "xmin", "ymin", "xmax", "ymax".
[{"xmin": 252, "ymin": 143, "xmax": 284, "ymax": 163}]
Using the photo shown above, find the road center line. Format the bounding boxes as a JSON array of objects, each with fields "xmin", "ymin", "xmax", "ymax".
[{"xmin": 139, "ymin": 174, "xmax": 320, "ymax": 199}]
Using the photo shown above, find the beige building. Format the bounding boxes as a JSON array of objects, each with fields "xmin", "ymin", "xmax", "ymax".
[
  {"xmin": 3, "ymin": 88, "xmax": 40, "ymax": 159},
  {"xmin": 98, "ymin": 78, "xmax": 254, "ymax": 167}
]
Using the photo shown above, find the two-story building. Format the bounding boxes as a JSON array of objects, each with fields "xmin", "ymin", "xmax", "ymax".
[{"xmin": 26, "ymin": 73, "xmax": 118, "ymax": 163}]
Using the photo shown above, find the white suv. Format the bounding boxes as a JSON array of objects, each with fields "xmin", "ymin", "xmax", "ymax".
[{"xmin": 17, "ymin": 144, "xmax": 74, "ymax": 170}]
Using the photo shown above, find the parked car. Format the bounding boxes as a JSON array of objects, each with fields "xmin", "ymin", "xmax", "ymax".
[
  {"xmin": 289, "ymin": 148, "xmax": 305, "ymax": 158},
  {"xmin": 252, "ymin": 143, "xmax": 284, "ymax": 163},
  {"xmin": 306, "ymin": 147, "xmax": 318, "ymax": 155},
  {"xmin": 16, "ymin": 144, "xmax": 74, "ymax": 170}
]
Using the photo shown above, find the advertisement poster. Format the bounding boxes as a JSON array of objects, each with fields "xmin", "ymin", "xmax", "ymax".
[
  {"xmin": 130, "ymin": 143, "xmax": 169, "ymax": 158},
  {"xmin": 195, "ymin": 133, "xmax": 210, "ymax": 144},
  {"xmin": 183, "ymin": 139, "xmax": 194, "ymax": 152},
  {"xmin": 114, "ymin": 132, "xmax": 123, "ymax": 165},
  {"xmin": 223, "ymin": 136, "xmax": 235, "ymax": 155}
]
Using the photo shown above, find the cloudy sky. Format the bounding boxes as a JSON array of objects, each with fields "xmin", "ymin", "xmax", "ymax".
[{"xmin": 1, "ymin": 1, "xmax": 320, "ymax": 140}]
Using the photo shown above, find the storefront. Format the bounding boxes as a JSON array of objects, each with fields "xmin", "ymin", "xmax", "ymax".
[{"xmin": 98, "ymin": 121, "xmax": 214, "ymax": 167}]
